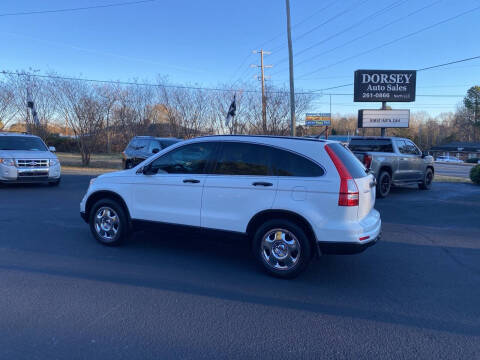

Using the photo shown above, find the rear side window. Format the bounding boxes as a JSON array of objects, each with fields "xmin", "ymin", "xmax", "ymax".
[
  {"xmin": 271, "ymin": 148, "xmax": 324, "ymax": 177},
  {"xmin": 213, "ymin": 142, "xmax": 272, "ymax": 176},
  {"xmin": 349, "ymin": 139, "xmax": 393, "ymax": 152},
  {"xmin": 327, "ymin": 143, "xmax": 367, "ymax": 179}
]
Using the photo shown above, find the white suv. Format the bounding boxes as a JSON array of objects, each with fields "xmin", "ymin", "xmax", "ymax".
[
  {"xmin": 0, "ymin": 132, "xmax": 61, "ymax": 186},
  {"xmin": 80, "ymin": 135, "xmax": 381, "ymax": 278}
]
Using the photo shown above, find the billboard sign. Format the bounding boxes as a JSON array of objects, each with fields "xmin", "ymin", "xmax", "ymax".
[
  {"xmin": 354, "ymin": 70, "xmax": 416, "ymax": 102},
  {"xmin": 305, "ymin": 113, "xmax": 331, "ymax": 126},
  {"xmin": 358, "ymin": 109, "xmax": 410, "ymax": 128}
]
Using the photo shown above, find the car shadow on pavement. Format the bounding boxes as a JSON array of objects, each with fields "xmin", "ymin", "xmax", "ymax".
[{"xmin": 1, "ymin": 230, "xmax": 479, "ymax": 337}]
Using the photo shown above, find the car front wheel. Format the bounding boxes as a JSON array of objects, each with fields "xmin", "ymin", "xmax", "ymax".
[
  {"xmin": 253, "ymin": 219, "xmax": 311, "ymax": 279},
  {"xmin": 89, "ymin": 199, "xmax": 128, "ymax": 246}
]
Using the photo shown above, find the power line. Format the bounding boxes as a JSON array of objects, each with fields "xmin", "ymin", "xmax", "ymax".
[
  {"xmin": 0, "ymin": 0, "xmax": 156, "ymax": 17},
  {"xmin": 257, "ymin": 0, "xmax": 337, "ymax": 50},
  {"xmin": 0, "ymin": 70, "xmax": 467, "ymax": 98},
  {"xmin": 297, "ymin": 4, "xmax": 480, "ymax": 79},
  {"xmin": 309, "ymin": 55, "xmax": 480, "ymax": 93},
  {"xmin": 274, "ymin": 0, "xmax": 410, "ymax": 68},
  {"xmin": 270, "ymin": 0, "xmax": 370, "ymax": 54},
  {"xmin": 418, "ymin": 55, "xmax": 480, "ymax": 71},
  {"xmin": 271, "ymin": 0, "xmax": 442, "ymax": 77},
  {"xmin": 229, "ymin": 1, "xmax": 337, "ymax": 85},
  {"xmin": 0, "ymin": 70, "xmax": 314, "ymax": 95}
]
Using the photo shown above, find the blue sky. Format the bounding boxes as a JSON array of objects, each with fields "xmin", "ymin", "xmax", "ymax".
[{"xmin": 1, "ymin": 0, "xmax": 479, "ymax": 117}]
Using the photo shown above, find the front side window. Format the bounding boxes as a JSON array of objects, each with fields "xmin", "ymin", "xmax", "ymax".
[
  {"xmin": 0, "ymin": 136, "xmax": 47, "ymax": 151},
  {"xmin": 213, "ymin": 142, "xmax": 272, "ymax": 176},
  {"xmin": 271, "ymin": 148, "xmax": 324, "ymax": 177},
  {"xmin": 405, "ymin": 140, "xmax": 421, "ymax": 155},
  {"xmin": 148, "ymin": 142, "xmax": 215, "ymax": 174},
  {"xmin": 396, "ymin": 140, "xmax": 409, "ymax": 154}
]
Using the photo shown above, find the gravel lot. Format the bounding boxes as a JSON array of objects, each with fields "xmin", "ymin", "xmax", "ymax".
[{"xmin": 0, "ymin": 176, "xmax": 479, "ymax": 359}]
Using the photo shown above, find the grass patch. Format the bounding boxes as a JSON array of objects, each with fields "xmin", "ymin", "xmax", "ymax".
[
  {"xmin": 57, "ymin": 152, "xmax": 122, "ymax": 170},
  {"xmin": 434, "ymin": 175, "xmax": 472, "ymax": 183}
]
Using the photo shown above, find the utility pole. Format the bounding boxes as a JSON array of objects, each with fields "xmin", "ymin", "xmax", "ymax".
[
  {"xmin": 381, "ymin": 101, "xmax": 387, "ymax": 137},
  {"xmin": 286, "ymin": 0, "xmax": 296, "ymax": 136},
  {"xmin": 252, "ymin": 50, "xmax": 272, "ymax": 134}
]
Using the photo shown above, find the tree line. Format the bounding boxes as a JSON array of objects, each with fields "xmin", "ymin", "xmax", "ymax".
[{"xmin": 0, "ymin": 71, "xmax": 478, "ymax": 165}]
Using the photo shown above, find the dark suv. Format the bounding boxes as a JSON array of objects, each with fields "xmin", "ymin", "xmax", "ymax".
[{"xmin": 122, "ymin": 136, "xmax": 181, "ymax": 169}]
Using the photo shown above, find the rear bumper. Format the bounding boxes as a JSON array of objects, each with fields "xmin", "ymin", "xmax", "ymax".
[
  {"xmin": 314, "ymin": 208, "xmax": 382, "ymax": 256},
  {"xmin": 80, "ymin": 211, "xmax": 88, "ymax": 223},
  {"xmin": 318, "ymin": 232, "xmax": 381, "ymax": 255}
]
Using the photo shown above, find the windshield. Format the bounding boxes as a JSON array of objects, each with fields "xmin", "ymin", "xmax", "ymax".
[{"xmin": 0, "ymin": 136, "xmax": 48, "ymax": 151}]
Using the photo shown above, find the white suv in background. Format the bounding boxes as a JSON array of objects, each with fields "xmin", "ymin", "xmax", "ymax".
[
  {"xmin": 0, "ymin": 132, "xmax": 61, "ymax": 186},
  {"xmin": 80, "ymin": 135, "xmax": 381, "ymax": 278}
]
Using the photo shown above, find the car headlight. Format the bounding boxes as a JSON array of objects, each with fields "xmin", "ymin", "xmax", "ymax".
[
  {"xmin": 49, "ymin": 158, "xmax": 60, "ymax": 166},
  {"xmin": 0, "ymin": 158, "xmax": 15, "ymax": 167}
]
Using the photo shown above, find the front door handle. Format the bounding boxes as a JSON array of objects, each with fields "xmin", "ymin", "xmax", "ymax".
[
  {"xmin": 252, "ymin": 182, "xmax": 273, "ymax": 187},
  {"xmin": 183, "ymin": 179, "xmax": 200, "ymax": 184}
]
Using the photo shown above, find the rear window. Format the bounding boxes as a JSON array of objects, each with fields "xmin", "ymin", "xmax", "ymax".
[
  {"xmin": 327, "ymin": 143, "xmax": 367, "ymax": 179},
  {"xmin": 349, "ymin": 139, "xmax": 393, "ymax": 153}
]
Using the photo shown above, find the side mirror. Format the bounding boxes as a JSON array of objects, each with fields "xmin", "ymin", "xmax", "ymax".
[
  {"xmin": 141, "ymin": 164, "xmax": 156, "ymax": 175},
  {"xmin": 421, "ymin": 151, "xmax": 428, "ymax": 158},
  {"xmin": 152, "ymin": 148, "xmax": 160, "ymax": 154},
  {"xmin": 49, "ymin": 146, "xmax": 56, "ymax": 152}
]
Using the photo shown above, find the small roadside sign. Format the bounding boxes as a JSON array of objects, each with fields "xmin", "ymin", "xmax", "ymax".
[
  {"xmin": 358, "ymin": 109, "xmax": 410, "ymax": 128},
  {"xmin": 305, "ymin": 113, "xmax": 331, "ymax": 126}
]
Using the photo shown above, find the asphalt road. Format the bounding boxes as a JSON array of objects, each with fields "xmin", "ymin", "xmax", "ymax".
[
  {"xmin": 0, "ymin": 176, "xmax": 479, "ymax": 359},
  {"xmin": 435, "ymin": 162, "xmax": 474, "ymax": 178}
]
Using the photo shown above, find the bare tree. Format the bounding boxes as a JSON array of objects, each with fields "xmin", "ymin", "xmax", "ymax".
[
  {"xmin": 0, "ymin": 81, "xmax": 17, "ymax": 130},
  {"xmin": 55, "ymin": 80, "xmax": 106, "ymax": 166}
]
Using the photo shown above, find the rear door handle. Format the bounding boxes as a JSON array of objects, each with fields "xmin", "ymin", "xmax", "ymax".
[
  {"xmin": 183, "ymin": 179, "xmax": 200, "ymax": 184},
  {"xmin": 252, "ymin": 182, "xmax": 273, "ymax": 187}
]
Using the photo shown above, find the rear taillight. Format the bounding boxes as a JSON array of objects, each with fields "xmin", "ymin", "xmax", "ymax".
[
  {"xmin": 325, "ymin": 145, "xmax": 359, "ymax": 207},
  {"xmin": 363, "ymin": 154, "xmax": 372, "ymax": 169}
]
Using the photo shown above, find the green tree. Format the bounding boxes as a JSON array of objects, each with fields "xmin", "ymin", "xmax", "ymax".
[{"xmin": 463, "ymin": 86, "xmax": 480, "ymax": 141}]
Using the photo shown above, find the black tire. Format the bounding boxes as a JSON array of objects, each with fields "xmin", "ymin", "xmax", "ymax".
[
  {"xmin": 419, "ymin": 168, "xmax": 434, "ymax": 190},
  {"xmin": 253, "ymin": 219, "xmax": 312, "ymax": 279},
  {"xmin": 48, "ymin": 178, "xmax": 61, "ymax": 186},
  {"xmin": 89, "ymin": 198, "xmax": 128, "ymax": 246},
  {"xmin": 376, "ymin": 171, "xmax": 391, "ymax": 198}
]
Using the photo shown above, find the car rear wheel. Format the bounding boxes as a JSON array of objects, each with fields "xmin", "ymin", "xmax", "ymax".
[
  {"xmin": 253, "ymin": 219, "xmax": 311, "ymax": 279},
  {"xmin": 376, "ymin": 171, "xmax": 391, "ymax": 198},
  {"xmin": 89, "ymin": 199, "xmax": 128, "ymax": 246},
  {"xmin": 419, "ymin": 168, "xmax": 433, "ymax": 190}
]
